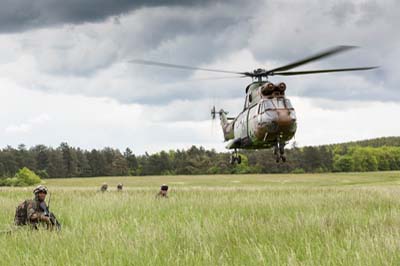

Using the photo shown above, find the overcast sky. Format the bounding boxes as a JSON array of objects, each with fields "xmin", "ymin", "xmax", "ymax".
[{"xmin": 0, "ymin": 0, "xmax": 399, "ymax": 154}]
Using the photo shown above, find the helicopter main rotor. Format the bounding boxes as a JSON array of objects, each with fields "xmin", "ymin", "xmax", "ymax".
[{"xmin": 129, "ymin": 45, "xmax": 378, "ymax": 81}]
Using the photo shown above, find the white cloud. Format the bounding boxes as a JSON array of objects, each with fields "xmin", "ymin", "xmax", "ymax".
[
  {"xmin": 292, "ymin": 97, "xmax": 400, "ymax": 146},
  {"xmin": 0, "ymin": 81, "xmax": 227, "ymax": 153},
  {"xmin": 1, "ymin": 79, "xmax": 399, "ymax": 154},
  {"xmin": 29, "ymin": 114, "xmax": 51, "ymax": 124},
  {"xmin": 5, "ymin": 124, "xmax": 31, "ymax": 134},
  {"xmin": 4, "ymin": 114, "xmax": 51, "ymax": 134}
]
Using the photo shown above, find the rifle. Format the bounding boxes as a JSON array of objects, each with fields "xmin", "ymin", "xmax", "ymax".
[
  {"xmin": 40, "ymin": 193, "xmax": 61, "ymax": 231},
  {"xmin": 46, "ymin": 212, "xmax": 61, "ymax": 231}
]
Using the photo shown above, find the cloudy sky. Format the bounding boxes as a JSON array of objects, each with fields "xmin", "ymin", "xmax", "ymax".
[{"xmin": 0, "ymin": 0, "xmax": 399, "ymax": 154}]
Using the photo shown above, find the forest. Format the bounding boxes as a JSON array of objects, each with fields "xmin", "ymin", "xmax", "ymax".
[{"xmin": 1, "ymin": 137, "xmax": 400, "ymax": 178}]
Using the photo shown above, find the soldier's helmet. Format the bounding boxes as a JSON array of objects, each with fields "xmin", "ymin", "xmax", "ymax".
[
  {"xmin": 33, "ymin": 185, "xmax": 48, "ymax": 194},
  {"xmin": 161, "ymin": 184, "xmax": 168, "ymax": 191}
]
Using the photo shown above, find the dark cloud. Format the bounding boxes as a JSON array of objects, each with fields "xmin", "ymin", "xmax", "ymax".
[
  {"xmin": 13, "ymin": 2, "xmax": 254, "ymax": 77},
  {"xmin": 1, "ymin": 0, "xmax": 398, "ymax": 105},
  {"xmin": 0, "ymin": 0, "xmax": 214, "ymax": 33}
]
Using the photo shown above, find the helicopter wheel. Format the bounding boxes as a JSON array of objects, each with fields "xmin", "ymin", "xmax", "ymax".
[
  {"xmin": 273, "ymin": 145, "xmax": 278, "ymax": 156},
  {"xmin": 237, "ymin": 155, "xmax": 242, "ymax": 164},
  {"xmin": 274, "ymin": 140, "xmax": 287, "ymax": 163},
  {"xmin": 279, "ymin": 144, "xmax": 285, "ymax": 156},
  {"xmin": 279, "ymin": 144, "xmax": 286, "ymax": 163},
  {"xmin": 229, "ymin": 150, "xmax": 241, "ymax": 165},
  {"xmin": 273, "ymin": 143, "xmax": 280, "ymax": 163}
]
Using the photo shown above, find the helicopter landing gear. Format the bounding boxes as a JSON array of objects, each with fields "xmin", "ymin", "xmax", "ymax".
[
  {"xmin": 274, "ymin": 141, "xmax": 286, "ymax": 163},
  {"xmin": 230, "ymin": 149, "xmax": 242, "ymax": 165}
]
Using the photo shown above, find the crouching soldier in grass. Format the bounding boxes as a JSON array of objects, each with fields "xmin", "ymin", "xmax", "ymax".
[
  {"xmin": 156, "ymin": 184, "xmax": 169, "ymax": 198},
  {"xmin": 14, "ymin": 185, "xmax": 61, "ymax": 231},
  {"xmin": 100, "ymin": 183, "xmax": 108, "ymax": 192}
]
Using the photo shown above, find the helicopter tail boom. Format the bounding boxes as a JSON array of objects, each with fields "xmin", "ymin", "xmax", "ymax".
[{"xmin": 211, "ymin": 106, "xmax": 234, "ymax": 141}]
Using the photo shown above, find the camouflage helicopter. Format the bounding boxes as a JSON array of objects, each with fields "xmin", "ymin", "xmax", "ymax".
[{"xmin": 131, "ymin": 46, "xmax": 377, "ymax": 163}]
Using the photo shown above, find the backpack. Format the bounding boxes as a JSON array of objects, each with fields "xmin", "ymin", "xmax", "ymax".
[{"xmin": 14, "ymin": 200, "xmax": 33, "ymax": 226}]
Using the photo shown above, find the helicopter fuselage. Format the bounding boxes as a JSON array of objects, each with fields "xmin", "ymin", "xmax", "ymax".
[{"xmin": 218, "ymin": 81, "xmax": 297, "ymax": 150}]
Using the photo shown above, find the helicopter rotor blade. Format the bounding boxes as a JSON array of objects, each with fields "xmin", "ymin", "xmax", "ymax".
[
  {"xmin": 129, "ymin": 59, "xmax": 247, "ymax": 75},
  {"xmin": 272, "ymin": 66, "xmax": 378, "ymax": 76},
  {"xmin": 159, "ymin": 75, "xmax": 248, "ymax": 85},
  {"xmin": 266, "ymin": 45, "xmax": 357, "ymax": 74},
  {"xmin": 188, "ymin": 75, "xmax": 248, "ymax": 81},
  {"xmin": 129, "ymin": 46, "xmax": 377, "ymax": 79}
]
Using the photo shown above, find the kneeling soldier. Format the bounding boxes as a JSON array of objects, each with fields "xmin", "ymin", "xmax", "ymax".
[
  {"xmin": 14, "ymin": 185, "xmax": 61, "ymax": 231},
  {"xmin": 100, "ymin": 183, "xmax": 108, "ymax": 192},
  {"xmin": 156, "ymin": 184, "xmax": 169, "ymax": 198}
]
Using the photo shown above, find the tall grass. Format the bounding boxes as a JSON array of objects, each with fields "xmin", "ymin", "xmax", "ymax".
[{"xmin": 1, "ymin": 172, "xmax": 400, "ymax": 265}]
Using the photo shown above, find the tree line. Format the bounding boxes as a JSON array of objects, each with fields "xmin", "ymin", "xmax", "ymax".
[{"xmin": 1, "ymin": 137, "xmax": 400, "ymax": 179}]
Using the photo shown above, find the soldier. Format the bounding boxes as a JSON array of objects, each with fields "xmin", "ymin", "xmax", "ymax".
[
  {"xmin": 13, "ymin": 185, "xmax": 51, "ymax": 229},
  {"xmin": 117, "ymin": 183, "xmax": 123, "ymax": 191},
  {"xmin": 14, "ymin": 185, "xmax": 61, "ymax": 231},
  {"xmin": 27, "ymin": 185, "xmax": 52, "ymax": 229},
  {"xmin": 100, "ymin": 183, "xmax": 108, "ymax": 192},
  {"xmin": 156, "ymin": 184, "xmax": 169, "ymax": 198}
]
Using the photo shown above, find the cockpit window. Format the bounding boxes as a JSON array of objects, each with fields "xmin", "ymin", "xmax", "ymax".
[
  {"xmin": 274, "ymin": 98, "xmax": 286, "ymax": 108},
  {"xmin": 260, "ymin": 98, "xmax": 291, "ymax": 113},
  {"xmin": 285, "ymin": 99, "xmax": 294, "ymax": 109},
  {"xmin": 262, "ymin": 100, "xmax": 275, "ymax": 110}
]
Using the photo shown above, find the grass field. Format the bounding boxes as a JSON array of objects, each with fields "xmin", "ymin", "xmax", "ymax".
[{"xmin": 1, "ymin": 172, "xmax": 400, "ymax": 265}]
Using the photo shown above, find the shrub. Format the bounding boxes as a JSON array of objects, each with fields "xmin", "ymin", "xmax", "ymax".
[{"xmin": 0, "ymin": 167, "xmax": 42, "ymax": 187}]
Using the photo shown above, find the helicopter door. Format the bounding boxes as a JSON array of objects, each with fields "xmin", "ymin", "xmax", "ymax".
[
  {"xmin": 234, "ymin": 111, "xmax": 248, "ymax": 141},
  {"xmin": 247, "ymin": 104, "xmax": 259, "ymax": 139}
]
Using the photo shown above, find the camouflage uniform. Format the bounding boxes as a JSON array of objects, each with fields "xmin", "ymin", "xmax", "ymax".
[
  {"xmin": 26, "ymin": 198, "xmax": 50, "ymax": 228},
  {"xmin": 27, "ymin": 185, "xmax": 52, "ymax": 229}
]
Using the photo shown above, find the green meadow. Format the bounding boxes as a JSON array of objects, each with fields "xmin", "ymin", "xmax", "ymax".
[{"xmin": 1, "ymin": 172, "xmax": 400, "ymax": 265}]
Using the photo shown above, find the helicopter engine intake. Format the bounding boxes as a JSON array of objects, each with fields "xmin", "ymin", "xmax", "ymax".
[
  {"xmin": 260, "ymin": 82, "xmax": 286, "ymax": 97},
  {"xmin": 260, "ymin": 83, "xmax": 275, "ymax": 96},
  {"xmin": 278, "ymin": 82, "xmax": 286, "ymax": 92}
]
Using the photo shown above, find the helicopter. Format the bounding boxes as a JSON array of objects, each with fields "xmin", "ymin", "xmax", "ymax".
[{"xmin": 130, "ymin": 46, "xmax": 378, "ymax": 163}]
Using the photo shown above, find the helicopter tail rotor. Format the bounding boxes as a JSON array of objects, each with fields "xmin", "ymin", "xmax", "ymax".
[
  {"xmin": 211, "ymin": 106, "xmax": 216, "ymax": 120},
  {"xmin": 211, "ymin": 106, "xmax": 229, "ymax": 119}
]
